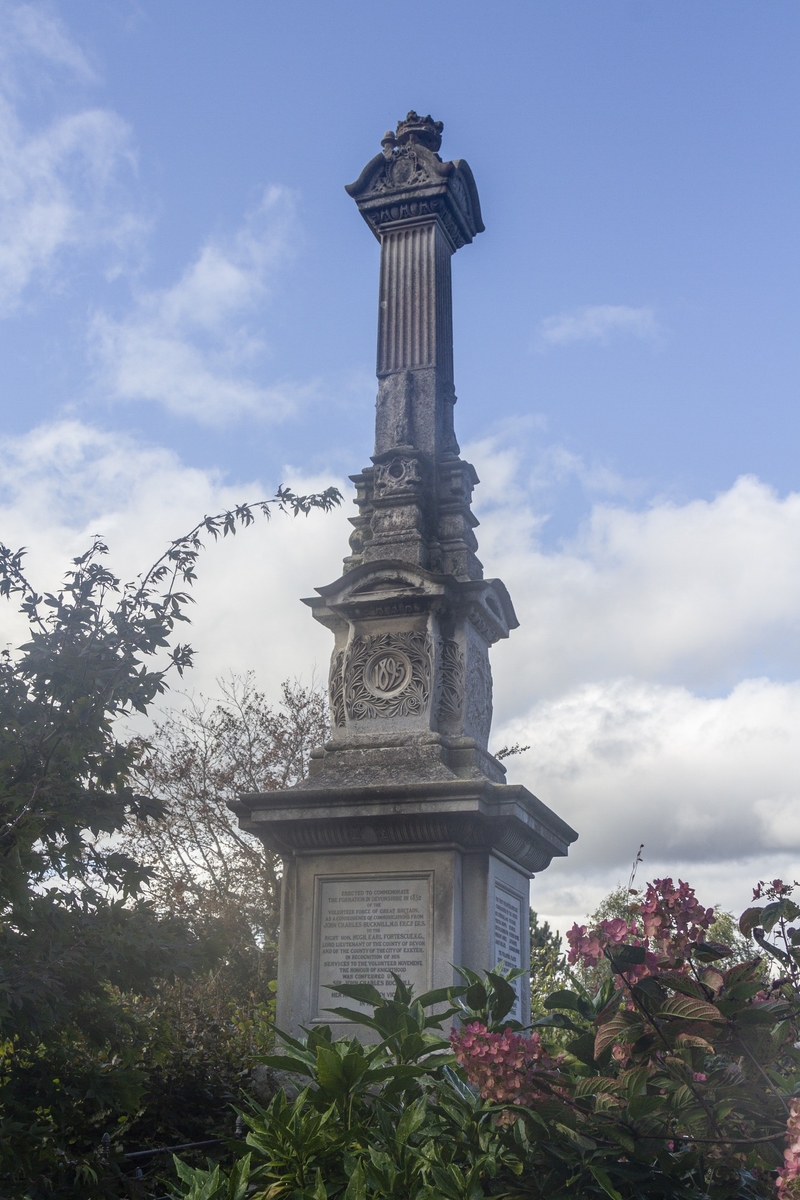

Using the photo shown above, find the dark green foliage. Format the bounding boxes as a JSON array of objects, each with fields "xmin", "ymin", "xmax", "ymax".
[{"xmin": 0, "ymin": 487, "xmax": 340, "ymax": 1198}]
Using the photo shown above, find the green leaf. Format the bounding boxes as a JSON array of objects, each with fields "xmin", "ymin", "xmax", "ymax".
[
  {"xmin": 733, "ymin": 1005, "xmax": 781, "ymax": 1026},
  {"xmin": 257, "ymin": 1053, "xmax": 313, "ymax": 1077},
  {"xmin": 762, "ymin": 899, "xmax": 800, "ymax": 932},
  {"xmin": 325, "ymin": 981, "xmax": 383, "ymax": 1006},
  {"xmin": 628, "ymin": 1093, "xmax": 670, "ymax": 1121},
  {"xmin": 544, "ymin": 989, "xmax": 593, "ymax": 1018},
  {"xmin": 344, "ymin": 1161, "xmax": 366, "ymax": 1200},
  {"xmin": 464, "ymin": 981, "xmax": 487, "ymax": 1010},
  {"xmin": 418, "ymin": 985, "xmax": 467, "ymax": 1007},
  {"xmin": 485, "ymin": 971, "xmax": 519, "ymax": 1021},
  {"xmin": 324, "ymin": 1006, "xmax": 379, "ymax": 1027},
  {"xmin": 739, "ymin": 906, "xmax": 765, "ymax": 936},
  {"xmin": 567, "ymin": 1031, "xmax": 601, "ymax": 1067},
  {"xmin": 532, "ymin": 1011, "xmax": 583, "ymax": 1032},
  {"xmin": 692, "ymin": 941, "xmax": 733, "ymax": 962},
  {"xmin": 589, "ymin": 1165, "xmax": 624, "ymax": 1200},
  {"xmin": 609, "ymin": 944, "xmax": 646, "ymax": 966},
  {"xmin": 622, "ymin": 1065, "xmax": 651, "ymax": 1098},
  {"xmin": 315, "ymin": 1045, "xmax": 346, "ymax": 1095},
  {"xmin": 632, "ymin": 977, "xmax": 666, "ymax": 1005},
  {"xmin": 658, "ymin": 972, "xmax": 710, "ymax": 1000},
  {"xmin": 399, "ymin": 1031, "xmax": 427, "ymax": 1060},
  {"xmin": 228, "ymin": 1154, "xmax": 251, "ymax": 1200},
  {"xmin": 396, "ymin": 1096, "xmax": 427, "ymax": 1144},
  {"xmin": 555, "ymin": 1123, "xmax": 597, "ymax": 1152}
]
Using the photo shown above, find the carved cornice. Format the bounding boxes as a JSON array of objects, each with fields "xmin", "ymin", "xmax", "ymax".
[
  {"xmin": 304, "ymin": 560, "xmax": 518, "ymax": 644},
  {"xmin": 232, "ymin": 779, "xmax": 578, "ymax": 877},
  {"xmin": 346, "ymin": 114, "xmax": 484, "ymax": 248}
]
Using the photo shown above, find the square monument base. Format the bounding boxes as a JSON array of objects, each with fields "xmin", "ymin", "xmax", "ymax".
[
  {"xmin": 276, "ymin": 845, "xmax": 531, "ymax": 1038},
  {"xmin": 234, "ymin": 776, "xmax": 577, "ymax": 1041}
]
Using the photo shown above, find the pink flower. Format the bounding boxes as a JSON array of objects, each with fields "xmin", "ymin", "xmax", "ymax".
[
  {"xmin": 451, "ymin": 1022, "xmax": 561, "ymax": 1116},
  {"xmin": 777, "ymin": 1099, "xmax": 800, "ymax": 1200},
  {"xmin": 599, "ymin": 918, "xmax": 636, "ymax": 945},
  {"xmin": 566, "ymin": 923, "xmax": 603, "ymax": 967}
]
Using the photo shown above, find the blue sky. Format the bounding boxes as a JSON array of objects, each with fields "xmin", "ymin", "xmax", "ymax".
[{"xmin": 2, "ymin": 0, "xmax": 800, "ymax": 931}]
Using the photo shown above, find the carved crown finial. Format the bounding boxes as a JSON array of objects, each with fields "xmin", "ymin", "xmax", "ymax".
[{"xmin": 395, "ymin": 111, "xmax": 443, "ymax": 153}]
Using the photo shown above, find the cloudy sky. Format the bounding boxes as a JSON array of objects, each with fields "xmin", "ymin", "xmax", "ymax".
[{"xmin": 2, "ymin": 0, "xmax": 799, "ymax": 935}]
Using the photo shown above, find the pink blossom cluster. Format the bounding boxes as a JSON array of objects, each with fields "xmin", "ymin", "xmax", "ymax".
[
  {"xmin": 777, "ymin": 1099, "xmax": 800, "ymax": 1200},
  {"xmin": 639, "ymin": 878, "xmax": 714, "ymax": 960},
  {"xmin": 565, "ymin": 918, "xmax": 658, "ymax": 982},
  {"xmin": 565, "ymin": 878, "xmax": 714, "ymax": 976},
  {"xmin": 566, "ymin": 918, "xmax": 640, "ymax": 968},
  {"xmin": 451, "ymin": 1022, "xmax": 558, "ymax": 1110},
  {"xmin": 753, "ymin": 878, "xmax": 795, "ymax": 900}
]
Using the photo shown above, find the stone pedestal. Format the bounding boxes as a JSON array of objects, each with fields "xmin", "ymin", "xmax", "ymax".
[
  {"xmin": 234, "ymin": 112, "xmax": 577, "ymax": 1038},
  {"xmin": 235, "ymin": 778, "xmax": 575, "ymax": 1035}
]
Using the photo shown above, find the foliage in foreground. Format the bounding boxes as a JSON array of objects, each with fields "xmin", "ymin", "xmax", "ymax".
[
  {"xmin": 0, "ymin": 486, "xmax": 340, "ymax": 1198},
  {"xmin": 173, "ymin": 878, "xmax": 800, "ymax": 1200}
]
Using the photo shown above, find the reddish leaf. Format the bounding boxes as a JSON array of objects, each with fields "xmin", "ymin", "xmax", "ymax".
[
  {"xmin": 675, "ymin": 1032, "xmax": 716, "ymax": 1052},
  {"xmin": 660, "ymin": 994, "xmax": 724, "ymax": 1023},
  {"xmin": 594, "ymin": 1011, "xmax": 642, "ymax": 1058},
  {"xmin": 739, "ymin": 906, "xmax": 765, "ymax": 937}
]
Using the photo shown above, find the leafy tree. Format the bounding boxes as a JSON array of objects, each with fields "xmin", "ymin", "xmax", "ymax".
[
  {"xmin": 122, "ymin": 672, "xmax": 328, "ymax": 992},
  {"xmin": 529, "ymin": 909, "xmax": 564, "ymax": 1017},
  {"xmin": 0, "ymin": 486, "xmax": 340, "ymax": 1198}
]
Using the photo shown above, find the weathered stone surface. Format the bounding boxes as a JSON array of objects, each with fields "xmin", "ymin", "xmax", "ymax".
[{"xmin": 235, "ymin": 113, "xmax": 578, "ymax": 1037}]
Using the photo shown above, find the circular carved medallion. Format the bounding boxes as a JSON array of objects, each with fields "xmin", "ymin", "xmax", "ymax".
[
  {"xmin": 365, "ymin": 650, "xmax": 411, "ymax": 698},
  {"xmin": 390, "ymin": 154, "xmax": 418, "ymax": 186}
]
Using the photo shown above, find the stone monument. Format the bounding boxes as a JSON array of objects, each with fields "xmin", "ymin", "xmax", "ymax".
[{"xmin": 234, "ymin": 112, "xmax": 577, "ymax": 1036}]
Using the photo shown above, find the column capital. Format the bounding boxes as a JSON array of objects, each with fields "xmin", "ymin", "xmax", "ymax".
[{"xmin": 346, "ymin": 111, "xmax": 484, "ymax": 250}]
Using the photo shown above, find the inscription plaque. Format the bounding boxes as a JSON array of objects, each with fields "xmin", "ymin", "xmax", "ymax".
[
  {"xmin": 493, "ymin": 883, "xmax": 523, "ymax": 1020},
  {"xmin": 315, "ymin": 875, "xmax": 431, "ymax": 1017}
]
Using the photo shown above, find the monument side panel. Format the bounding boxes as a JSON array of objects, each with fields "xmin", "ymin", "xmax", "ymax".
[{"xmin": 313, "ymin": 872, "xmax": 433, "ymax": 1017}]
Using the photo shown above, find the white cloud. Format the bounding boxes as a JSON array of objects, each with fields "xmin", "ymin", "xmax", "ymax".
[
  {"xmin": 0, "ymin": 3, "xmax": 142, "ymax": 315},
  {"xmin": 89, "ymin": 187, "xmax": 308, "ymax": 424},
  {"xmin": 475, "ymin": 465, "xmax": 800, "ymax": 708},
  {"xmin": 0, "ymin": 3, "xmax": 95, "ymax": 85},
  {"xmin": 495, "ymin": 676, "xmax": 800, "ymax": 935},
  {"xmin": 537, "ymin": 304, "xmax": 660, "ymax": 347},
  {"xmin": 0, "ymin": 418, "xmax": 350, "ymax": 695}
]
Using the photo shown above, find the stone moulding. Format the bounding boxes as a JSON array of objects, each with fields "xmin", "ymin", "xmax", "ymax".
[
  {"xmin": 305, "ymin": 560, "xmax": 518, "ymax": 647},
  {"xmin": 345, "ymin": 144, "xmax": 484, "ymax": 250},
  {"xmin": 232, "ymin": 778, "xmax": 577, "ymax": 877}
]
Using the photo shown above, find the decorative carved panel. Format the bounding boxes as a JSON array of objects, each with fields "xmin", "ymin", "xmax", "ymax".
[
  {"xmin": 438, "ymin": 639, "xmax": 464, "ymax": 726},
  {"xmin": 344, "ymin": 631, "xmax": 432, "ymax": 720},
  {"xmin": 373, "ymin": 455, "xmax": 423, "ymax": 497},
  {"xmin": 328, "ymin": 650, "xmax": 345, "ymax": 728},
  {"xmin": 368, "ymin": 146, "xmax": 433, "ymax": 195}
]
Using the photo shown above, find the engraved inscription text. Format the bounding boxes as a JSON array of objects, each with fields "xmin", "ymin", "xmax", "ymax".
[{"xmin": 316, "ymin": 876, "xmax": 430, "ymax": 1017}]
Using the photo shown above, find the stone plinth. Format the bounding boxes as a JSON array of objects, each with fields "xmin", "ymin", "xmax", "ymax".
[
  {"xmin": 234, "ymin": 778, "xmax": 575, "ymax": 1034},
  {"xmin": 235, "ymin": 112, "xmax": 578, "ymax": 1038}
]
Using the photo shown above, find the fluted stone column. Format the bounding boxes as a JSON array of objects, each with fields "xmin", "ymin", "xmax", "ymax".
[{"xmin": 233, "ymin": 113, "xmax": 577, "ymax": 1038}]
